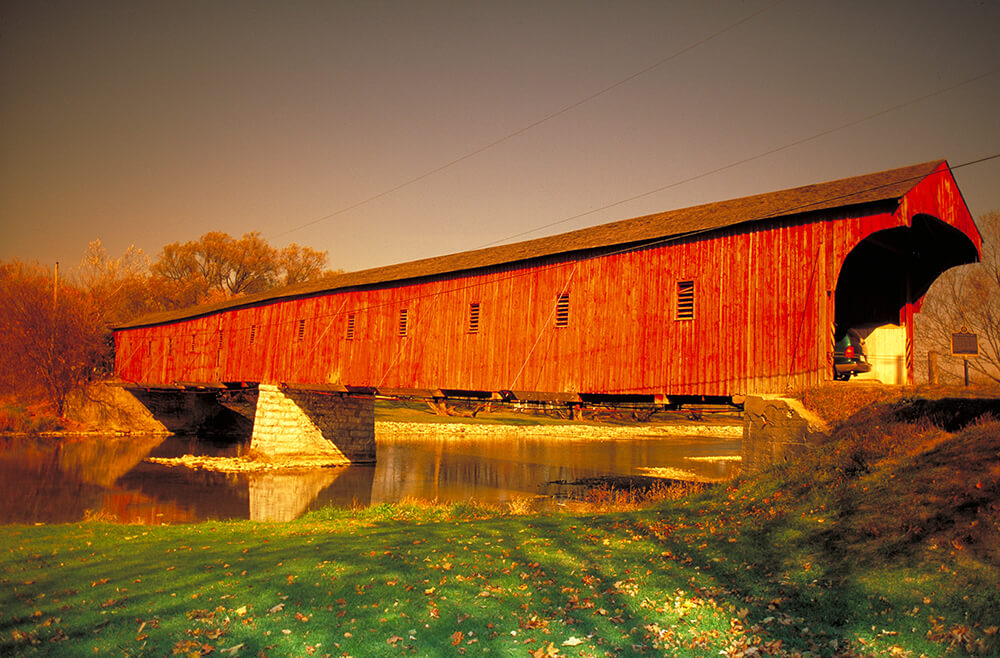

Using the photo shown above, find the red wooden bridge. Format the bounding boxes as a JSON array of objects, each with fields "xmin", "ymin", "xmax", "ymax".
[{"xmin": 113, "ymin": 160, "xmax": 980, "ymax": 461}]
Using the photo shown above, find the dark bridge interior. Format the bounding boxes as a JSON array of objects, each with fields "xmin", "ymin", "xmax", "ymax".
[{"xmin": 834, "ymin": 214, "xmax": 980, "ymax": 339}]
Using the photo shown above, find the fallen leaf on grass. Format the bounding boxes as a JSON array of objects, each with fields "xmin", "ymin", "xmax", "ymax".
[
  {"xmin": 218, "ymin": 644, "xmax": 243, "ymax": 655},
  {"xmin": 530, "ymin": 642, "xmax": 560, "ymax": 657},
  {"xmin": 171, "ymin": 639, "xmax": 214, "ymax": 655},
  {"xmin": 451, "ymin": 630, "xmax": 464, "ymax": 646},
  {"xmin": 562, "ymin": 636, "xmax": 585, "ymax": 646}
]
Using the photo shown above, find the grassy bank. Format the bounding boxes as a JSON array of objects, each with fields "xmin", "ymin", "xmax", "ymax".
[
  {"xmin": 0, "ymin": 403, "xmax": 67, "ymax": 434},
  {"xmin": 2, "ymin": 394, "xmax": 999, "ymax": 656}
]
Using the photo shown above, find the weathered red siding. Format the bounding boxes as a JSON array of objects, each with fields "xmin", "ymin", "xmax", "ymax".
[{"xmin": 114, "ymin": 163, "xmax": 979, "ymax": 398}]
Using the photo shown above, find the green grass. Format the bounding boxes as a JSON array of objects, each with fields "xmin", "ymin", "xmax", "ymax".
[{"xmin": 2, "ymin": 397, "xmax": 999, "ymax": 656}]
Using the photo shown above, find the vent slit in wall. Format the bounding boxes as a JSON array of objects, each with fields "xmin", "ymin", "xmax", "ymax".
[
  {"xmin": 468, "ymin": 302, "xmax": 480, "ymax": 333},
  {"xmin": 676, "ymin": 280, "xmax": 695, "ymax": 320},
  {"xmin": 555, "ymin": 292, "xmax": 570, "ymax": 327}
]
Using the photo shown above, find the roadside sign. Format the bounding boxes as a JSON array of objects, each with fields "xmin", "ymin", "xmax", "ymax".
[{"xmin": 951, "ymin": 329, "xmax": 979, "ymax": 357}]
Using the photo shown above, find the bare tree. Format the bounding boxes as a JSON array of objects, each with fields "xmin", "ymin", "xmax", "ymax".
[
  {"xmin": 79, "ymin": 240, "xmax": 155, "ymax": 325},
  {"xmin": 916, "ymin": 210, "xmax": 1000, "ymax": 383}
]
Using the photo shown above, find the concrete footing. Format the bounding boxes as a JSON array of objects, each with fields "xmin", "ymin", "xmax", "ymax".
[{"xmin": 741, "ymin": 395, "xmax": 829, "ymax": 473}]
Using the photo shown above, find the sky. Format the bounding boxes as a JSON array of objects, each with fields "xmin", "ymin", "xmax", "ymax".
[{"xmin": 1, "ymin": 0, "xmax": 999, "ymax": 278}]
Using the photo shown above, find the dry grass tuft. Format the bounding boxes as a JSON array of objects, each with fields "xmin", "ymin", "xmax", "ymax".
[
  {"xmin": 582, "ymin": 480, "xmax": 706, "ymax": 511},
  {"xmin": 506, "ymin": 496, "xmax": 537, "ymax": 515}
]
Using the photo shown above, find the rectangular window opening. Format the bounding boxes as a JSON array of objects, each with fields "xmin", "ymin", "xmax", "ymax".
[
  {"xmin": 398, "ymin": 308, "xmax": 408, "ymax": 337},
  {"xmin": 249, "ymin": 324, "xmax": 257, "ymax": 346},
  {"xmin": 555, "ymin": 292, "xmax": 570, "ymax": 327},
  {"xmin": 468, "ymin": 302, "xmax": 480, "ymax": 334},
  {"xmin": 676, "ymin": 280, "xmax": 695, "ymax": 320},
  {"xmin": 346, "ymin": 314, "xmax": 356, "ymax": 341},
  {"xmin": 297, "ymin": 319, "xmax": 306, "ymax": 342}
]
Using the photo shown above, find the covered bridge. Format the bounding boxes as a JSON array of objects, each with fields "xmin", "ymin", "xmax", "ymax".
[{"xmin": 113, "ymin": 160, "xmax": 980, "ymax": 460}]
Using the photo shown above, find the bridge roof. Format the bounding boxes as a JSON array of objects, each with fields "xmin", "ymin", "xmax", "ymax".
[{"xmin": 118, "ymin": 159, "xmax": 945, "ymax": 329}]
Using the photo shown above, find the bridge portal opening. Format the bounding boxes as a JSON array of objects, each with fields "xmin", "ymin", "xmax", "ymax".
[{"xmin": 833, "ymin": 214, "xmax": 979, "ymax": 382}]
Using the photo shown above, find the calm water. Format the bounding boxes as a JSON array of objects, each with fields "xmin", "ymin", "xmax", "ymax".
[{"xmin": 0, "ymin": 430, "xmax": 740, "ymax": 524}]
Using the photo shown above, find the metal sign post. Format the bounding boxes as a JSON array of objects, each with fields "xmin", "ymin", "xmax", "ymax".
[{"xmin": 951, "ymin": 328, "xmax": 979, "ymax": 386}]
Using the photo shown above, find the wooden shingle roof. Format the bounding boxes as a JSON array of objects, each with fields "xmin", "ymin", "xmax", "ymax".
[{"xmin": 117, "ymin": 159, "xmax": 945, "ymax": 329}]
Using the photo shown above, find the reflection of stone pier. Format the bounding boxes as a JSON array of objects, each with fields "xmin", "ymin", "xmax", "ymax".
[{"xmin": 248, "ymin": 469, "xmax": 345, "ymax": 521}]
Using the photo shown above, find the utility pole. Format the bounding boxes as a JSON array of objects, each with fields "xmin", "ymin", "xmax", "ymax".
[{"xmin": 52, "ymin": 262, "xmax": 59, "ymax": 355}]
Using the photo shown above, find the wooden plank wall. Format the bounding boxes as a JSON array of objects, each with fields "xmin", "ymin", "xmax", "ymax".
[{"xmin": 114, "ymin": 180, "xmax": 975, "ymax": 398}]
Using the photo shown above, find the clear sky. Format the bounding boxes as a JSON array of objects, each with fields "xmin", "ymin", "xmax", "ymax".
[{"xmin": 1, "ymin": 0, "xmax": 998, "ymax": 277}]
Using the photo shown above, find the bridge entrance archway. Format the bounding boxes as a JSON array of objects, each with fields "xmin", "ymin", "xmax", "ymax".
[{"xmin": 833, "ymin": 214, "xmax": 979, "ymax": 382}]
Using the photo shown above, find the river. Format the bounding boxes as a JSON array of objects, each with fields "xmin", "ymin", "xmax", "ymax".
[{"xmin": 0, "ymin": 427, "xmax": 740, "ymax": 524}]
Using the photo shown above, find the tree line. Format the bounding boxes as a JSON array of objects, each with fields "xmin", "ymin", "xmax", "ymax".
[{"xmin": 0, "ymin": 232, "xmax": 339, "ymax": 416}]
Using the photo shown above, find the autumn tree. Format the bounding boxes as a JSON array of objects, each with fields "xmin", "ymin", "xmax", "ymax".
[
  {"xmin": 277, "ymin": 243, "xmax": 331, "ymax": 286},
  {"xmin": 916, "ymin": 210, "xmax": 1000, "ymax": 383},
  {"xmin": 0, "ymin": 234, "xmax": 338, "ymax": 415},
  {"xmin": 0, "ymin": 261, "xmax": 105, "ymax": 415},
  {"xmin": 149, "ymin": 231, "xmax": 336, "ymax": 309}
]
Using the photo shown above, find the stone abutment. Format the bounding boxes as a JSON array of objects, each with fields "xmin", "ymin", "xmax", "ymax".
[
  {"xmin": 250, "ymin": 385, "xmax": 375, "ymax": 463},
  {"xmin": 741, "ymin": 395, "xmax": 829, "ymax": 473}
]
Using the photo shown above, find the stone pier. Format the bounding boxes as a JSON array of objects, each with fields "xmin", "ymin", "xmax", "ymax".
[{"xmin": 250, "ymin": 384, "xmax": 376, "ymax": 464}]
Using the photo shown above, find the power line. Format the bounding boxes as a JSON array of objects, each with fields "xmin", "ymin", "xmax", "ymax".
[
  {"xmin": 267, "ymin": 1, "xmax": 784, "ymax": 241},
  {"xmin": 474, "ymin": 68, "xmax": 1000, "ymax": 249}
]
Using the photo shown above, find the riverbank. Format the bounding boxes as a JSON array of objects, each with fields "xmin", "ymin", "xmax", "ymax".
[
  {"xmin": 376, "ymin": 419, "xmax": 743, "ymax": 438},
  {"xmin": 3, "ymin": 393, "xmax": 998, "ymax": 656}
]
